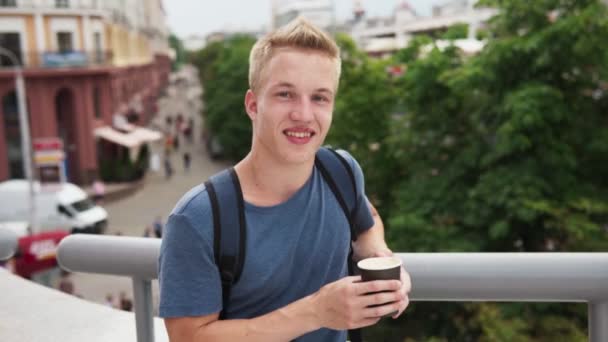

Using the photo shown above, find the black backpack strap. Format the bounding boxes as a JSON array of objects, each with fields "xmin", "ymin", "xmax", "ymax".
[
  {"xmin": 315, "ymin": 147, "xmax": 359, "ymax": 241},
  {"xmin": 315, "ymin": 147, "xmax": 363, "ymax": 342},
  {"xmin": 205, "ymin": 167, "xmax": 247, "ymax": 319}
]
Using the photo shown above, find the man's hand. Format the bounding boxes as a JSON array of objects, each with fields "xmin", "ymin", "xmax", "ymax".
[
  {"xmin": 310, "ymin": 276, "xmax": 406, "ymax": 330},
  {"xmin": 371, "ymin": 250, "xmax": 411, "ymax": 319}
]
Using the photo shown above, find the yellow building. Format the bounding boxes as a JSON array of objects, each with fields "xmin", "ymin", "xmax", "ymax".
[{"xmin": 0, "ymin": 0, "xmax": 171, "ymax": 184}]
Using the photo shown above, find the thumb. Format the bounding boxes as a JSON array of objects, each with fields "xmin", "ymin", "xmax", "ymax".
[{"xmin": 372, "ymin": 249, "xmax": 394, "ymax": 258}]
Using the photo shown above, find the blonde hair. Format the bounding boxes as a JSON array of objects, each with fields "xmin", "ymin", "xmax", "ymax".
[{"xmin": 248, "ymin": 17, "xmax": 341, "ymax": 93}]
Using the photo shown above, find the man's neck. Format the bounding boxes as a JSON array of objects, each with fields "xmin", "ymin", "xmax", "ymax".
[{"xmin": 235, "ymin": 148, "xmax": 314, "ymax": 207}]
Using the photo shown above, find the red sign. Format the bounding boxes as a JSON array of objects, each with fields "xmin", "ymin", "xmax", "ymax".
[
  {"xmin": 33, "ymin": 138, "xmax": 64, "ymax": 152},
  {"xmin": 14, "ymin": 230, "xmax": 69, "ymax": 278}
]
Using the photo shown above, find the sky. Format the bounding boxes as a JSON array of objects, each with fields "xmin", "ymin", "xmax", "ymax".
[{"xmin": 164, "ymin": 0, "xmax": 446, "ymax": 39}]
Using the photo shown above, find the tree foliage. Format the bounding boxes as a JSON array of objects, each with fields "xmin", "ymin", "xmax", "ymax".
[
  {"xmin": 190, "ymin": 35, "xmax": 256, "ymax": 160},
  {"xmin": 441, "ymin": 23, "xmax": 470, "ymax": 40},
  {"xmin": 373, "ymin": 0, "xmax": 608, "ymax": 340}
]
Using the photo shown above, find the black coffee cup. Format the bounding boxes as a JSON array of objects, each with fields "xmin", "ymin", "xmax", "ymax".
[{"xmin": 357, "ymin": 256, "xmax": 402, "ymax": 317}]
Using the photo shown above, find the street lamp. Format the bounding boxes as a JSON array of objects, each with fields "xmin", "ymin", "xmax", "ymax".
[{"xmin": 0, "ymin": 47, "xmax": 36, "ymax": 235}]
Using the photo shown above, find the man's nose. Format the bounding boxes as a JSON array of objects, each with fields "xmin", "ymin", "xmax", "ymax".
[{"xmin": 289, "ymin": 97, "xmax": 314, "ymax": 122}]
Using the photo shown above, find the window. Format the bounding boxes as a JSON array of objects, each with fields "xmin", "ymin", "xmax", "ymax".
[
  {"xmin": 56, "ymin": 32, "xmax": 73, "ymax": 53},
  {"xmin": 2, "ymin": 91, "xmax": 23, "ymax": 178},
  {"xmin": 0, "ymin": 0, "xmax": 17, "ymax": 7},
  {"xmin": 55, "ymin": 0, "xmax": 69, "ymax": 8},
  {"xmin": 93, "ymin": 32, "xmax": 103, "ymax": 63},
  {"xmin": 0, "ymin": 33, "xmax": 22, "ymax": 66},
  {"xmin": 70, "ymin": 199, "xmax": 94, "ymax": 212},
  {"xmin": 57, "ymin": 205, "xmax": 74, "ymax": 218},
  {"xmin": 93, "ymin": 87, "xmax": 102, "ymax": 119}
]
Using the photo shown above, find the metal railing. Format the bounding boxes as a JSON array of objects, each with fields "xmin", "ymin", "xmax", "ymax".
[
  {"xmin": 57, "ymin": 234, "xmax": 608, "ymax": 342},
  {"xmin": 0, "ymin": 229, "xmax": 18, "ymax": 261}
]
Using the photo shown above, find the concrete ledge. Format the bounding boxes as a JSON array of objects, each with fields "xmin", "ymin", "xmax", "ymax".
[{"xmin": 0, "ymin": 269, "xmax": 168, "ymax": 342}]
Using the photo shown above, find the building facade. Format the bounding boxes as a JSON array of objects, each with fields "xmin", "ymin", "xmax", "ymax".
[
  {"xmin": 351, "ymin": 0, "xmax": 496, "ymax": 57},
  {"xmin": 0, "ymin": 0, "xmax": 171, "ymax": 185},
  {"xmin": 272, "ymin": 0, "xmax": 334, "ymax": 30}
]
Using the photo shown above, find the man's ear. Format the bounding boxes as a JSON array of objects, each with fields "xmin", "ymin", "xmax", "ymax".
[{"xmin": 244, "ymin": 89, "xmax": 258, "ymax": 120}]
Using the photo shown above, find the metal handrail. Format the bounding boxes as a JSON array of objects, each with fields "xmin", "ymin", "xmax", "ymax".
[{"xmin": 57, "ymin": 234, "xmax": 608, "ymax": 342}]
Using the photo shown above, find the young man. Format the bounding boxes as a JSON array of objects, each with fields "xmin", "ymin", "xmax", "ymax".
[{"xmin": 159, "ymin": 18, "xmax": 411, "ymax": 341}]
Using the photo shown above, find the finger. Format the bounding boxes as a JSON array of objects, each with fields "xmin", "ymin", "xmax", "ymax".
[
  {"xmin": 392, "ymin": 297, "xmax": 410, "ymax": 319},
  {"xmin": 355, "ymin": 279, "xmax": 401, "ymax": 295},
  {"xmin": 362, "ymin": 300, "xmax": 402, "ymax": 319},
  {"xmin": 360, "ymin": 290, "xmax": 404, "ymax": 307},
  {"xmin": 400, "ymin": 268, "xmax": 412, "ymax": 293}
]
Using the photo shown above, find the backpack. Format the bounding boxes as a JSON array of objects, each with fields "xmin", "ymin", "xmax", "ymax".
[{"xmin": 204, "ymin": 147, "xmax": 364, "ymax": 342}]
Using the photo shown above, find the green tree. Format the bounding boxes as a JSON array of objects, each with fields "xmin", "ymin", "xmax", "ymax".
[
  {"xmin": 327, "ymin": 34, "xmax": 400, "ymax": 215},
  {"xmin": 378, "ymin": 0, "xmax": 608, "ymax": 340},
  {"xmin": 200, "ymin": 35, "xmax": 256, "ymax": 160},
  {"xmin": 441, "ymin": 23, "xmax": 469, "ymax": 40}
]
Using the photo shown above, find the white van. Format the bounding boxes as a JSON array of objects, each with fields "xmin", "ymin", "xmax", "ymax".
[{"xmin": 0, "ymin": 180, "xmax": 108, "ymax": 234}]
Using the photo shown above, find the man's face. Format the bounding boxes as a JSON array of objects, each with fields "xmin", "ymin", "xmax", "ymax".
[{"xmin": 245, "ymin": 48, "xmax": 337, "ymax": 165}]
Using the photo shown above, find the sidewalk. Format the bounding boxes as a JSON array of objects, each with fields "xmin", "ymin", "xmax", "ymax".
[{"xmin": 83, "ymin": 177, "xmax": 147, "ymax": 205}]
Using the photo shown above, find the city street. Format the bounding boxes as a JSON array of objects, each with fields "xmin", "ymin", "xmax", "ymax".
[{"xmin": 71, "ymin": 66, "xmax": 230, "ymax": 312}]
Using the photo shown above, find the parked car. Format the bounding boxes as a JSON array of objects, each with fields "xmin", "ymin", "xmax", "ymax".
[{"xmin": 0, "ymin": 180, "xmax": 108, "ymax": 234}]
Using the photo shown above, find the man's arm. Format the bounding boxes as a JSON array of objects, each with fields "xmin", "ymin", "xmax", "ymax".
[
  {"xmin": 352, "ymin": 201, "xmax": 392, "ymax": 261},
  {"xmin": 165, "ymin": 276, "xmax": 404, "ymax": 342},
  {"xmin": 351, "ymin": 201, "xmax": 412, "ymax": 319}
]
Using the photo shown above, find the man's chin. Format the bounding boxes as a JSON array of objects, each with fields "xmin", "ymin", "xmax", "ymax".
[{"xmin": 281, "ymin": 147, "xmax": 317, "ymax": 165}]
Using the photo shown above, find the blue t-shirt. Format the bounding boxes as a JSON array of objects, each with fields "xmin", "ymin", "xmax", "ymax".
[{"xmin": 158, "ymin": 151, "xmax": 374, "ymax": 341}]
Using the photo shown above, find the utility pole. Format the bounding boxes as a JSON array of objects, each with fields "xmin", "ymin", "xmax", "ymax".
[{"xmin": 0, "ymin": 47, "xmax": 36, "ymax": 235}]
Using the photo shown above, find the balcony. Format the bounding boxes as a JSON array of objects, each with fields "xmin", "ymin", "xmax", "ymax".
[
  {"xmin": 0, "ymin": 0, "xmax": 107, "ymax": 17},
  {"xmin": 2, "ymin": 232, "xmax": 608, "ymax": 341},
  {"xmin": 0, "ymin": 50, "xmax": 113, "ymax": 69}
]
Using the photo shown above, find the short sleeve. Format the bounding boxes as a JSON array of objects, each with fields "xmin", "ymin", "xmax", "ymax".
[
  {"xmin": 336, "ymin": 150, "xmax": 375, "ymax": 235},
  {"xmin": 158, "ymin": 212, "xmax": 222, "ymax": 318}
]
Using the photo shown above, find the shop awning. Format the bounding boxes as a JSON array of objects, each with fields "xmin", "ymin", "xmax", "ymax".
[
  {"xmin": 94, "ymin": 126, "xmax": 141, "ymax": 148},
  {"xmin": 93, "ymin": 126, "xmax": 163, "ymax": 148}
]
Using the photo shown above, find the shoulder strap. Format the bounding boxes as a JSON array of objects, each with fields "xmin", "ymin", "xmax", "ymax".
[
  {"xmin": 315, "ymin": 147, "xmax": 359, "ymax": 241},
  {"xmin": 315, "ymin": 147, "xmax": 363, "ymax": 342},
  {"xmin": 204, "ymin": 167, "xmax": 247, "ymax": 319}
]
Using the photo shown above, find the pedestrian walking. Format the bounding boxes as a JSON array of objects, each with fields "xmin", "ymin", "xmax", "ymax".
[
  {"xmin": 150, "ymin": 152, "xmax": 160, "ymax": 173},
  {"xmin": 163, "ymin": 155, "xmax": 173, "ymax": 179},
  {"xmin": 105, "ymin": 293, "xmax": 116, "ymax": 308},
  {"xmin": 173, "ymin": 134, "xmax": 180, "ymax": 151},
  {"xmin": 176, "ymin": 113, "xmax": 184, "ymax": 133},
  {"xmin": 119, "ymin": 291, "xmax": 133, "ymax": 312},
  {"xmin": 92, "ymin": 179, "xmax": 105, "ymax": 204},
  {"xmin": 185, "ymin": 117, "xmax": 195, "ymax": 144},
  {"xmin": 143, "ymin": 225, "xmax": 153, "ymax": 237},
  {"xmin": 58, "ymin": 270, "xmax": 75, "ymax": 295},
  {"xmin": 153, "ymin": 216, "xmax": 163, "ymax": 238},
  {"xmin": 183, "ymin": 152, "xmax": 191, "ymax": 172},
  {"xmin": 164, "ymin": 135, "xmax": 174, "ymax": 155}
]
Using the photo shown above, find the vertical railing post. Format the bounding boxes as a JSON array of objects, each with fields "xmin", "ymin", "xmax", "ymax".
[
  {"xmin": 589, "ymin": 301, "xmax": 608, "ymax": 342},
  {"xmin": 132, "ymin": 278, "xmax": 154, "ymax": 342},
  {"xmin": 0, "ymin": 229, "xmax": 18, "ymax": 261}
]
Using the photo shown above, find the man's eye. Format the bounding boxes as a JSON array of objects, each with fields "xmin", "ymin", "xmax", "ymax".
[
  {"xmin": 277, "ymin": 91, "xmax": 291, "ymax": 98},
  {"xmin": 313, "ymin": 95, "xmax": 329, "ymax": 103}
]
